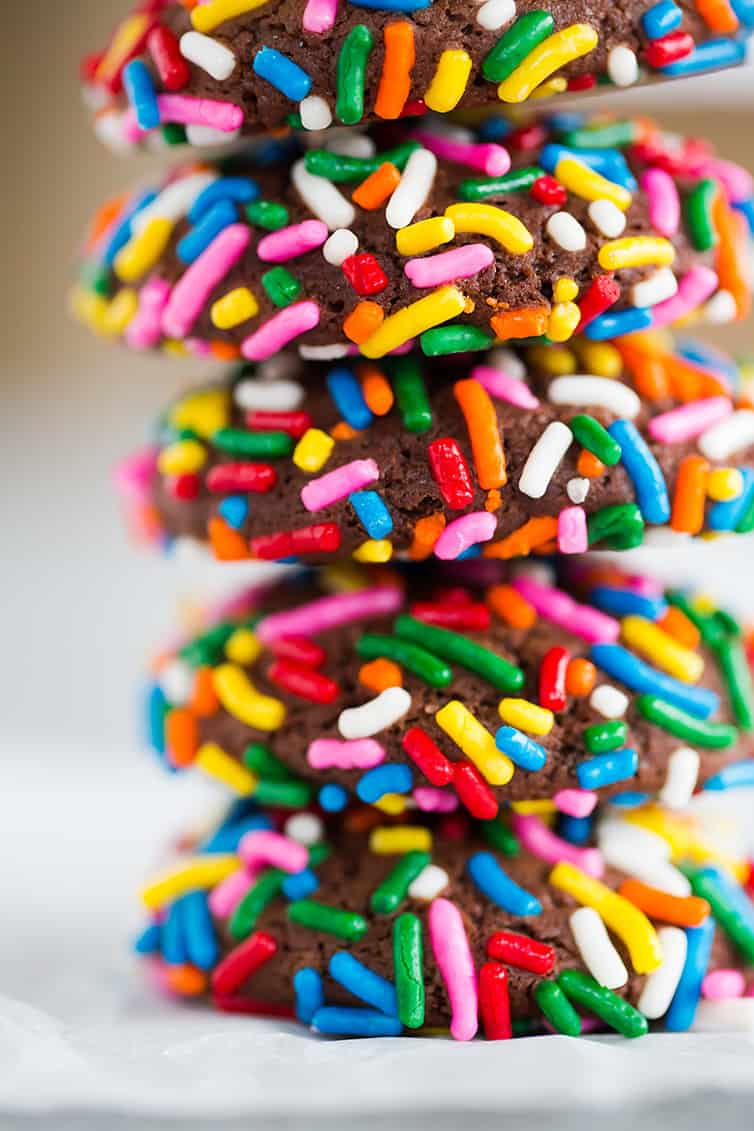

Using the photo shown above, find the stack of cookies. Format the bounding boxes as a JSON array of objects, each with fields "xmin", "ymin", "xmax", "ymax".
[{"xmin": 74, "ymin": 0, "xmax": 754, "ymax": 1041}]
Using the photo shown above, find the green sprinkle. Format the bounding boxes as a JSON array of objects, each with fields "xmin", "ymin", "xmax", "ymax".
[
  {"xmin": 253, "ymin": 779, "xmax": 313, "ymax": 808},
  {"xmin": 570, "ymin": 415, "xmax": 622, "ymax": 466},
  {"xmin": 583, "ymin": 720, "xmax": 627, "ymax": 753},
  {"xmin": 482, "ymin": 12, "xmax": 555, "ymax": 82},
  {"xmin": 686, "ymin": 866, "xmax": 754, "ymax": 963},
  {"xmin": 246, "ymin": 200, "xmax": 290, "ymax": 231},
  {"xmin": 557, "ymin": 970, "xmax": 648, "ymax": 1038},
  {"xmin": 534, "ymin": 979, "xmax": 581, "ymax": 1036},
  {"xmin": 392, "ymin": 356, "xmax": 433, "ymax": 433},
  {"xmin": 212, "ymin": 428, "xmax": 294, "ymax": 459},
  {"xmin": 587, "ymin": 503, "xmax": 644, "ymax": 550},
  {"xmin": 666, "ymin": 592, "xmax": 727, "ymax": 647},
  {"xmin": 230, "ymin": 868, "xmax": 285, "ymax": 940},
  {"xmin": 81, "ymin": 260, "xmax": 111, "ymax": 296},
  {"xmin": 635, "ymin": 694, "xmax": 738, "ymax": 748},
  {"xmin": 736, "ymin": 491, "xmax": 754, "ymax": 534},
  {"xmin": 371, "ymin": 851, "xmax": 431, "ymax": 914},
  {"xmin": 336, "ymin": 25, "xmax": 374, "ymax": 125},
  {"xmin": 684, "ymin": 178, "xmax": 719, "ymax": 252},
  {"xmin": 715, "ymin": 636, "xmax": 754, "ymax": 731},
  {"xmin": 457, "ymin": 167, "xmax": 543, "ymax": 201},
  {"xmin": 288, "ymin": 899, "xmax": 368, "ymax": 940},
  {"xmin": 393, "ymin": 913, "xmax": 425, "ymax": 1028},
  {"xmin": 285, "ymin": 111, "xmax": 303, "ymax": 129},
  {"xmin": 559, "ymin": 121, "xmax": 637, "ymax": 149},
  {"xmin": 357, "ymin": 634, "xmax": 452, "ymax": 688},
  {"xmin": 480, "ymin": 817, "xmax": 520, "ymax": 856},
  {"xmin": 394, "ymin": 615, "xmax": 525, "ymax": 692},
  {"xmin": 261, "ymin": 266, "xmax": 302, "ymax": 308},
  {"xmin": 243, "ymin": 742, "xmax": 293, "ymax": 781},
  {"xmin": 161, "ymin": 122, "xmax": 187, "ymax": 146},
  {"xmin": 420, "ymin": 324, "xmax": 494, "ymax": 356},
  {"xmin": 304, "ymin": 143, "xmax": 420, "ymax": 182},
  {"xmin": 179, "ymin": 622, "xmax": 235, "ymax": 667}
]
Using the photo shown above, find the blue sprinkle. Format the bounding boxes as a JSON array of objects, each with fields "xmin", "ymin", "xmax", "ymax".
[
  {"xmin": 312, "ymin": 1006, "xmax": 403, "ymax": 1037},
  {"xmin": 495, "ymin": 726, "xmax": 547, "ymax": 772},
  {"xmin": 200, "ymin": 814, "xmax": 274, "ymax": 853},
  {"xmin": 103, "ymin": 189, "xmax": 158, "ymax": 266},
  {"xmin": 696, "ymin": 865, "xmax": 754, "ymax": 934},
  {"xmin": 588, "ymin": 585, "xmax": 667, "ymax": 621},
  {"xmin": 123, "ymin": 60, "xmax": 160, "ymax": 131},
  {"xmin": 349, "ymin": 0, "xmax": 431, "ymax": 8},
  {"xmin": 180, "ymin": 892, "xmax": 218, "ymax": 970},
  {"xmin": 253, "ymin": 47, "xmax": 312, "ymax": 101},
  {"xmin": 608, "ymin": 791, "xmax": 650, "ymax": 808},
  {"xmin": 540, "ymin": 145, "xmax": 638, "ymax": 190},
  {"xmin": 548, "ymin": 112, "xmax": 586, "ymax": 132},
  {"xmin": 283, "ymin": 867, "xmax": 320, "ymax": 901},
  {"xmin": 708, "ymin": 469, "xmax": 754, "ymax": 531},
  {"xmin": 162, "ymin": 901, "xmax": 188, "ymax": 966},
  {"xmin": 134, "ymin": 922, "xmax": 161, "ymax": 955},
  {"xmin": 356, "ymin": 763, "xmax": 413, "ymax": 803},
  {"xmin": 295, "ymin": 967, "xmax": 324, "ymax": 1024},
  {"xmin": 590, "ymin": 643, "xmax": 718, "ymax": 718},
  {"xmin": 329, "ymin": 952, "xmax": 398, "ymax": 1015},
  {"xmin": 665, "ymin": 917, "xmax": 715, "ymax": 1031},
  {"xmin": 704, "ymin": 758, "xmax": 754, "ymax": 791},
  {"xmin": 249, "ymin": 137, "xmax": 300, "ymax": 166},
  {"xmin": 734, "ymin": 198, "xmax": 754, "ymax": 236},
  {"xmin": 577, "ymin": 747, "xmax": 638, "ymax": 790},
  {"xmin": 661, "ymin": 37, "xmax": 747, "ymax": 76},
  {"xmin": 608, "ymin": 419, "xmax": 670, "ymax": 525},
  {"xmin": 349, "ymin": 491, "xmax": 393, "ymax": 539},
  {"xmin": 467, "ymin": 851, "xmax": 542, "ymax": 915},
  {"xmin": 319, "ymin": 783, "xmax": 348, "ymax": 812},
  {"xmin": 146, "ymin": 683, "xmax": 168, "ymax": 758},
  {"xmin": 177, "ymin": 199, "xmax": 238, "ymax": 264},
  {"xmin": 218, "ymin": 495, "xmax": 249, "ymax": 530},
  {"xmin": 189, "ymin": 177, "xmax": 260, "ymax": 223},
  {"xmin": 557, "ymin": 814, "xmax": 593, "ymax": 845},
  {"xmin": 457, "ymin": 544, "xmax": 482, "ymax": 559},
  {"xmin": 731, "ymin": 0, "xmax": 754, "ymax": 25},
  {"xmin": 585, "ymin": 308, "xmax": 653, "ymax": 340},
  {"xmin": 477, "ymin": 116, "xmax": 512, "ymax": 141},
  {"xmin": 676, "ymin": 338, "xmax": 740, "ymax": 386},
  {"xmin": 642, "ymin": 0, "xmax": 683, "ymax": 38},
  {"xmin": 326, "ymin": 367, "xmax": 373, "ymax": 430}
]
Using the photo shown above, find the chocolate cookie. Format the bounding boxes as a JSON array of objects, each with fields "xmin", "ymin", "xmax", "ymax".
[
  {"xmin": 135, "ymin": 799, "xmax": 754, "ymax": 1038},
  {"xmin": 82, "ymin": 1, "xmax": 752, "ymax": 150},
  {"xmin": 71, "ymin": 114, "xmax": 753, "ymax": 360},
  {"xmin": 145, "ymin": 560, "xmax": 754, "ymax": 817},
  {"xmin": 119, "ymin": 338, "xmax": 754, "ymax": 564}
]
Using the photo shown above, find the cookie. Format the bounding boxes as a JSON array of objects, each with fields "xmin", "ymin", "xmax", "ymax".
[
  {"xmin": 119, "ymin": 337, "xmax": 754, "ymax": 564},
  {"xmin": 71, "ymin": 114, "xmax": 753, "ymax": 360},
  {"xmin": 145, "ymin": 560, "xmax": 754, "ymax": 818},
  {"xmin": 82, "ymin": 1, "xmax": 752, "ymax": 150},
  {"xmin": 135, "ymin": 799, "xmax": 754, "ymax": 1038}
]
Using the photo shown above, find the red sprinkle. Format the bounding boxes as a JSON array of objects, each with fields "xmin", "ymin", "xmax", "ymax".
[
  {"xmin": 244, "ymin": 410, "xmax": 313, "ymax": 438},
  {"xmin": 341, "ymin": 253, "xmax": 389, "ymax": 296},
  {"xmin": 435, "ymin": 586, "xmax": 474, "ymax": 606},
  {"xmin": 80, "ymin": 52, "xmax": 104, "ymax": 83},
  {"xmin": 645, "ymin": 31, "xmax": 695, "ymax": 68},
  {"xmin": 168, "ymin": 472, "xmax": 200, "ymax": 501},
  {"xmin": 479, "ymin": 962, "xmax": 512, "ymax": 1040},
  {"xmin": 213, "ymin": 994, "xmax": 296, "ymax": 1018},
  {"xmin": 530, "ymin": 175, "xmax": 567, "ymax": 206},
  {"xmin": 539, "ymin": 646, "xmax": 570, "ymax": 712},
  {"xmin": 410, "ymin": 601, "xmax": 491, "ymax": 631},
  {"xmin": 267, "ymin": 659, "xmax": 340, "ymax": 703},
  {"xmin": 251, "ymin": 522, "xmax": 342, "ymax": 560},
  {"xmin": 576, "ymin": 274, "xmax": 621, "ymax": 332},
  {"xmin": 402, "ymin": 726, "xmax": 454, "ymax": 786},
  {"xmin": 505, "ymin": 123, "xmax": 547, "ymax": 152},
  {"xmin": 147, "ymin": 26, "xmax": 191, "ymax": 91},
  {"xmin": 400, "ymin": 99, "xmax": 428, "ymax": 117},
  {"xmin": 453, "ymin": 759, "xmax": 499, "ymax": 820},
  {"xmin": 211, "ymin": 931, "xmax": 277, "ymax": 996},
  {"xmin": 487, "ymin": 930, "xmax": 556, "ymax": 974},
  {"xmin": 270, "ymin": 635, "xmax": 327, "ymax": 668},
  {"xmin": 567, "ymin": 73, "xmax": 597, "ymax": 91},
  {"xmin": 427, "ymin": 437, "xmax": 475, "ymax": 510},
  {"xmin": 206, "ymin": 463, "xmax": 277, "ymax": 494}
]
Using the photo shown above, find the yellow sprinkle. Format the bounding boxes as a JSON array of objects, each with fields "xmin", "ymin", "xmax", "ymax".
[
  {"xmin": 526, "ymin": 344, "xmax": 576, "ymax": 375},
  {"xmin": 224, "ymin": 627, "xmax": 262, "ymax": 665},
  {"xmin": 691, "ymin": 594, "xmax": 717, "ymax": 615},
  {"xmin": 555, "ymin": 155, "xmax": 633, "ymax": 212},
  {"xmin": 163, "ymin": 339, "xmax": 190, "ymax": 357},
  {"xmin": 511, "ymin": 799, "xmax": 557, "ymax": 816},
  {"xmin": 435, "ymin": 701, "xmax": 514, "ymax": 785},
  {"xmin": 554, "ymin": 277, "xmax": 579, "ymax": 304},
  {"xmin": 572, "ymin": 340, "xmax": 624, "ymax": 378},
  {"xmin": 140, "ymin": 854, "xmax": 240, "ymax": 910},
  {"xmin": 360, "ymin": 286, "xmax": 466, "ymax": 360},
  {"xmin": 623, "ymin": 806, "xmax": 747, "ymax": 881},
  {"xmin": 157, "ymin": 438, "xmax": 207, "ymax": 476},
  {"xmin": 102, "ymin": 288, "xmax": 138, "ymax": 336},
  {"xmin": 213, "ymin": 663, "xmax": 286, "ymax": 731},
  {"xmin": 424, "ymin": 49, "xmax": 473, "ymax": 112},
  {"xmin": 547, "ymin": 301, "xmax": 581, "ymax": 343},
  {"xmin": 169, "ymin": 388, "xmax": 230, "ymax": 438},
  {"xmin": 353, "ymin": 539, "xmax": 393, "ymax": 563},
  {"xmin": 196, "ymin": 742, "xmax": 259, "ymax": 795},
  {"xmin": 550, "ymin": 861, "xmax": 662, "ymax": 974},
  {"xmin": 372, "ymin": 792, "xmax": 408, "ymax": 815},
  {"xmin": 444, "ymin": 203, "xmax": 533, "ymax": 254},
  {"xmin": 707, "ymin": 467, "xmax": 744, "ymax": 501},
  {"xmin": 497, "ymin": 24, "xmax": 598, "ymax": 103},
  {"xmin": 211, "ymin": 286, "xmax": 259, "ymax": 330},
  {"xmin": 293, "ymin": 427, "xmax": 335, "ymax": 473},
  {"xmin": 320, "ymin": 562, "xmax": 373, "ymax": 592},
  {"xmin": 69, "ymin": 286, "xmax": 109, "ymax": 334},
  {"xmin": 620, "ymin": 615, "xmax": 704, "ymax": 684},
  {"xmin": 114, "ymin": 217, "xmax": 173, "ymax": 283},
  {"xmin": 598, "ymin": 236, "xmax": 675, "ymax": 271},
  {"xmin": 396, "ymin": 216, "xmax": 456, "ymax": 257},
  {"xmin": 529, "ymin": 75, "xmax": 568, "ymax": 99},
  {"xmin": 192, "ymin": 0, "xmax": 270, "ymax": 33},
  {"xmin": 498, "ymin": 697, "xmax": 554, "ymax": 735},
  {"xmin": 369, "ymin": 825, "xmax": 433, "ymax": 854},
  {"xmin": 95, "ymin": 14, "xmax": 152, "ymax": 84}
]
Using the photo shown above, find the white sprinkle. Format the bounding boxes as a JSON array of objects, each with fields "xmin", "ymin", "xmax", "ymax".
[
  {"xmin": 588, "ymin": 198, "xmax": 627, "ymax": 239},
  {"xmin": 299, "ymin": 95, "xmax": 332, "ymax": 131},
  {"xmin": 658, "ymin": 746, "xmax": 700, "ymax": 809},
  {"xmin": 486, "ymin": 348, "xmax": 527, "ymax": 380},
  {"xmin": 408, "ymin": 864, "xmax": 449, "ymax": 901},
  {"xmin": 284, "ymin": 812, "xmax": 324, "ymax": 846},
  {"xmin": 323, "ymin": 228, "xmax": 359, "ymax": 266},
  {"xmin": 638, "ymin": 927, "xmax": 687, "ymax": 1019},
  {"xmin": 546, "ymin": 211, "xmax": 587, "ymax": 252},
  {"xmin": 567, "ymin": 477, "xmax": 590, "ymax": 504},
  {"xmin": 608, "ymin": 45, "xmax": 639, "ymax": 87},
  {"xmin": 631, "ymin": 266, "xmax": 679, "ymax": 308},
  {"xmin": 256, "ymin": 353, "xmax": 300, "ymax": 382},
  {"xmin": 386, "ymin": 148, "xmax": 437, "ymax": 229},
  {"xmin": 338, "ymin": 687, "xmax": 412, "ymax": 739},
  {"xmin": 597, "ymin": 819, "xmax": 691, "ymax": 896},
  {"xmin": 180, "ymin": 31, "xmax": 236, "ymax": 80},
  {"xmin": 569, "ymin": 907, "xmax": 628, "ymax": 989},
  {"xmin": 691, "ymin": 998, "xmax": 754, "ymax": 1033},
  {"xmin": 589, "ymin": 684, "xmax": 628, "ymax": 719},
  {"xmin": 132, "ymin": 172, "xmax": 218, "ymax": 234},
  {"xmin": 704, "ymin": 288, "xmax": 738, "ymax": 324},
  {"xmin": 299, "ymin": 343, "xmax": 351, "ymax": 360},
  {"xmin": 513, "ymin": 561, "xmax": 556, "ymax": 586},
  {"xmin": 234, "ymin": 378, "xmax": 305, "ymax": 412},
  {"xmin": 699, "ymin": 409, "xmax": 754, "ymax": 460},
  {"xmin": 93, "ymin": 111, "xmax": 137, "ymax": 154},
  {"xmin": 186, "ymin": 124, "xmax": 240, "ymax": 147},
  {"xmin": 158, "ymin": 659, "xmax": 195, "ymax": 706},
  {"xmin": 326, "ymin": 131, "xmax": 376, "ymax": 158},
  {"xmin": 518, "ymin": 421, "xmax": 573, "ymax": 499},
  {"xmin": 475, "ymin": 0, "xmax": 516, "ymax": 30},
  {"xmin": 547, "ymin": 375, "xmax": 641, "ymax": 419},
  {"xmin": 292, "ymin": 158, "xmax": 355, "ymax": 231}
]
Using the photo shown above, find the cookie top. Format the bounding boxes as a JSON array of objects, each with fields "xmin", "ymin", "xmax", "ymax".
[
  {"xmin": 120, "ymin": 337, "xmax": 754, "ymax": 564},
  {"xmin": 82, "ymin": 1, "xmax": 752, "ymax": 150},
  {"xmin": 146, "ymin": 560, "xmax": 754, "ymax": 817},
  {"xmin": 72, "ymin": 115, "xmax": 753, "ymax": 361},
  {"xmin": 136, "ymin": 799, "xmax": 754, "ymax": 1038}
]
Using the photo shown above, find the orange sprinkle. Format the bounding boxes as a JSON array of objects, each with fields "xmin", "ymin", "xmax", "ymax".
[
  {"xmin": 671, "ymin": 454, "xmax": 710, "ymax": 534},
  {"xmin": 352, "ymin": 162, "xmax": 402, "ymax": 210},
  {"xmin": 486, "ymin": 583, "xmax": 537, "ymax": 629},
  {"xmin": 331, "ymin": 421, "xmax": 361, "ymax": 440},
  {"xmin": 208, "ymin": 515, "xmax": 250, "ymax": 561},
  {"xmin": 374, "ymin": 21, "xmax": 415, "ymax": 119},
  {"xmin": 191, "ymin": 666, "xmax": 220, "ymax": 717},
  {"xmin": 165, "ymin": 708, "xmax": 198, "ymax": 767},
  {"xmin": 658, "ymin": 606, "xmax": 701, "ymax": 650},
  {"xmin": 490, "ymin": 306, "xmax": 549, "ymax": 341},
  {"xmin": 565, "ymin": 658, "xmax": 597, "ymax": 697},
  {"xmin": 713, "ymin": 193, "xmax": 752, "ymax": 319},
  {"xmin": 483, "ymin": 516, "xmax": 558, "ymax": 559},
  {"xmin": 453, "ymin": 378, "xmax": 507, "ymax": 489},
  {"xmin": 360, "ymin": 364, "xmax": 394, "ymax": 415},
  {"xmin": 164, "ymin": 963, "xmax": 208, "ymax": 997},
  {"xmin": 408, "ymin": 512, "xmax": 446, "ymax": 560},
  {"xmin": 631, "ymin": 355, "xmax": 669, "ymax": 400},
  {"xmin": 486, "ymin": 488, "xmax": 503, "ymax": 512},
  {"xmin": 695, "ymin": 0, "xmax": 739, "ymax": 33},
  {"xmin": 359, "ymin": 658, "xmax": 403, "ymax": 693},
  {"xmin": 210, "ymin": 340, "xmax": 242, "ymax": 361},
  {"xmin": 344, "ymin": 300, "xmax": 385, "ymax": 344},
  {"xmin": 85, "ymin": 192, "xmax": 130, "ymax": 251},
  {"xmin": 344, "ymin": 805, "xmax": 383, "ymax": 832},
  {"xmin": 619, "ymin": 878, "xmax": 711, "ymax": 927},
  {"xmin": 577, "ymin": 450, "xmax": 605, "ymax": 478}
]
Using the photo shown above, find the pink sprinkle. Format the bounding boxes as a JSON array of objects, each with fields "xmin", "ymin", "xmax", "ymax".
[
  {"xmin": 256, "ymin": 586, "xmax": 403, "ymax": 641},
  {"xmin": 241, "ymin": 301, "xmax": 320, "ymax": 360},
  {"xmin": 434, "ymin": 511, "xmax": 497, "ymax": 561},
  {"xmin": 157, "ymin": 93, "xmax": 244, "ymax": 132},
  {"xmin": 185, "ymin": 338, "xmax": 214, "ymax": 357},
  {"xmin": 162, "ymin": 224, "xmax": 250, "ymax": 339},
  {"xmin": 412, "ymin": 131, "xmax": 511, "ymax": 177},
  {"xmin": 470, "ymin": 365, "xmax": 540, "ymax": 409},
  {"xmin": 307, "ymin": 737, "xmax": 386, "ymax": 770},
  {"xmin": 404, "ymin": 243, "xmax": 494, "ymax": 289},
  {"xmin": 648, "ymin": 395, "xmax": 732, "ymax": 444},
  {"xmin": 702, "ymin": 968, "xmax": 746, "ymax": 1000},
  {"xmin": 512, "ymin": 576, "xmax": 620, "ymax": 644},
  {"xmin": 640, "ymin": 168, "xmax": 680, "ymax": 237},
  {"xmin": 428, "ymin": 898, "xmax": 478, "ymax": 1041},
  {"xmin": 209, "ymin": 869, "xmax": 254, "ymax": 919},
  {"xmin": 511, "ymin": 813, "xmax": 604, "ymax": 878},
  {"xmin": 697, "ymin": 158, "xmax": 753, "ymax": 205},
  {"xmin": 301, "ymin": 458, "xmax": 379, "ymax": 512},
  {"xmin": 557, "ymin": 506, "xmax": 588, "ymax": 555},
  {"xmin": 302, "ymin": 0, "xmax": 339, "ymax": 33},
  {"xmin": 257, "ymin": 220, "xmax": 328, "ymax": 264},
  {"xmin": 554, "ymin": 789, "xmax": 598, "ymax": 818},
  {"xmin": 114, "ymin": 446, "xmax": 158, "ymax": 503},
  {"xmin": 238, "ymin": 830, "xmax": 308, "ymax": 874},
  {"xmin": 623, "ymin": 572, "xmax": 666, "ymax": 598},
  {"xmin": 413, "ymin": 787, "xmax": 459, "ymax": 812},
  {"xmin": 650, "ymin": 265, "xmax": 719, "ymax": 329},
  {"xmin": 125, "ymin": 275, "xmax": 171, "ymax": 349}
]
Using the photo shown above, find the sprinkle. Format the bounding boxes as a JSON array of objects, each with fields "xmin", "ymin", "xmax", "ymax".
[
  {"xmin": 395, "ymin": 216, "xmax": 455, "ymax": 256},
  {"xmin": 569, "ymin": 906, "xmax": 628, "ymax": 988},
  {"xmin": 640, "ymin": 167, "xmax": 681, "ymax": 238},
  {"xmin": 393, "ymin": 913, "xmax": 425, "ymax": 1028},
  {"xmin": 702, "ymin": 968, "xmax": 746, "ymax": 999},
  {"xmin": 599, "ymin": 236, "xmax": 675, "ymax": 271},
  {"xmin": 257, "ymin": 220, "xmax": 328, "ymax": 263},
  {"xmin": 636, "ymin": 694, "xmax": 737, "ymax": 747},
  {"xmin": 256, "ymin": 586, "xmax": 402, "ymax": 642},
  {"xmin": 518, "ymin": 421, "xmax": 573, "ymax": 499},
  {"xmin": 434, "ymin": 512, "xmax": 497, "ymax": 560},
  {"xmin": 211, "ymin": 287, "xmax": 259, "ymax": 329},
  {"xmin": 497, "ymin": 25, "xmax": 599, "ymax": 103},
  {"xmin": 308, "ymin": 737, "xmax": 385, "ymax": 770},
  {"xmin": 253, "ymin": 47, "xmax": 311, "ymax": 101},
  {"xmin": 196, "ymin": 742, "xmax": 258, "ymax": 794},
  {"xmin": 288, "ymin": 899, "xmax": 368, "ymax": 941},
  {"xmin": 470, "ymin": 364, "xmax": 540, "ymax": 410},
  {"xmin": 163, "ymin": 224, "xmax": 251, "ymax": 338},
  {"xmin": 698, "ymin": 410, "xmax": 754, "ymax": 460},
  {"xmin": 301, "ymin": 458, "xmax": 379, "ymax": 512},
  {"xmin": 191, "ymin": 0, "xmax": 270, "ymax": 33},
  {"xmin": 436, "ymin": 702, "xmax": 514, "ymax": 784},
  {"xmin": 405, "ymin": 243, "xmax": 494, "ymax": 288},
  {"xmin": 213, "ymin": 664, "xmax": 285, "ymax": 731},
  {"xmin": 141, "ymin": 855, "xmax": 239, "ymax": 911},
  {"xmin": 241, "ymin": 302, "xmax": 321, "ymax": 360},
  {"xmin": 148, "ymin": 26, "xmax": 191, "ymax": 91},
  {"xmin": 620, "ymin": 616, "xmax": 705, "ymax": 683},
  {"xmin": 576, "ymin": 274, "xmax": 621, "ymax": 332},
  {"xmin": 577, "ymin": 746, "xmax": 639, "ymax": 789},
  {"xmin": 495, "ymin": 727, "xmax": 546, "ymax": 771},
  {"xmin": 115, "ymin": 218, "xmax": 173, "ymax": 283},
  {"xmin": 444, "ymin": 203, "xmax": 533, "ymax": 254},
  {"xmin": 371, "ymin": 852, "xmax": 432, "ymax": 914},
  {"xmin": 428, "ymin": 898, "xmax": 478, "ymax": 1041},
  {"xmin": 299, "ymin": 95, "xmax": 332, "ymax": 130},
  {"xmin": 386, "ymin": 147, "xmax": 438, "ymax": 229},
  {"xmin": 558, "ymin": 969, "xmax": 647, "ymax": 1037},
  {"xmin": 658, "ymin": 746, "xmax": 700, "ymax": 808},
  {"xmin": 482, "ymin": 12, "xmax": 555, "ymax": 82},
  {"xmin": 311, "ymin": 1007, "xmax": 402, "ymax": 1037},
  {"xmin": 607, "ymin": 419, "xmax": 670, "ymax": 525},
  {"xmin": 427, "ymin": 438, "xmax": 474, "ymax": 510},
  {"xmin": 408, "ymin": 864, "xmax": 449, "ymax": 900},
  {"xmin": 180, "ymin": 31, "xmax": 236, "ymax": 81},
  {"xmin": 555, "ymin": 155, "xmax": 632, "ymax": 212},
  {"xmin": 687, "ymin": 866, "xmax": 754, "ymax": 962},
  {"xmin": 402, "ymin": 726, "xmax": 453, "ymax": 786},
  {"xmin": 374, "ymin": 21, "xmax": 415, "ymax": 119},
  {"xmin": 512, "ymin": 813, "xmax": 603, "ymax": 877},
  {"xmin": 357, "ymin": 634, "xmax": 452, "ymax": 688},
  {"xmin": 123, "ymin": 60, "xmax": 160, "ymax": 131},
  {"xmin": 487, "ymin": 930, "xmax": 555, "ymax": 974},
  {"xmin": 478, "ymin": 963, "xmax": 511, "ymax": 1040},
  {"xmin": 588, "ymin": 199, "xmax": 627, "ymax": 238},
  {"xmin": 453, "ymin": 377, "xmax": 507, "ymax": 489},
  {"xmin": 292, "ymin": 159, "xmax": 355, "ymax": 230},
  {"xmin": 607, "ymin": 44, "xmax": 640, "ymax": 86},
  {"xmin": 360, "ymin": 286, "xmax": 466, "ymax": 359},
  {"xmin": 476, "ymin": 0, "xmax": 516, "ymax": 28},
  {"xmin": 424, "ymin": 49, "xmax": 473, "ymax": 112},
  {"xmin": 512, "ymin": 576, "xmax": 619, "ymax": 644},
  {"xmin": 498, "ymin": 698, "xmax": 553, "ymax": 736},
  {"xmin": 357, "ymin": 764, "xmax": 413, "ymax": 802},
  {"xmin": 546, "ymin": 211, "xmax": 587, "ymax": 252},
  {"xmin": 591, "ymin": 643, "xmax": 716, "ymax": 718},
  {"xmin": 329, "ymin": 951, "xmax": 397, "ymax": 1015},
  {"xmin": 619, "ymin": 880, "xmax": 710, "ymax": 927},
  {"xmin": 535, "ymin": 980, "xmax": 582, "ymax": 1036},
  {"xmin": 294, "ymin": 968, "xmax": 324, "ymax": 1023},
  {"xmin": 369, "ymin": 825, "xmax": 433, "ymax": 854},
  {"xmin": 666, "ymin": 917, "xmax": 715, "ymax": 1031},
  {"xmin": 394, "ymin": 615, "xmax": 524, "ymax": 690},
  {"xmin": 335, "ymin": 24, "xmax": 374, "ymax": 124},
  {"xmin": 212, "ymin": 931, "xmax": 277, "ymax": 997},
  {"xmin": 338, "ymin": 686, "xmax": 412, "ymax": 738},
  {"xmin": 246, "ymin": 200, "xmax": 290, "ymax": 230},
  {"xmin": 458, "ymin": 166, "xmax": 541, "ymax": 201},
  {"xmin": 393, "ymin": 355, "xmax": 433, "ymax": 432}
]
